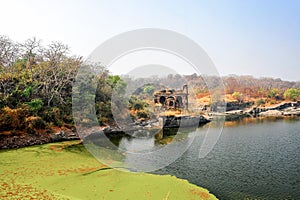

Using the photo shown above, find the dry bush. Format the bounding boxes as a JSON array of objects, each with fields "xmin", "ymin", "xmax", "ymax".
[
  {"xmin": 25, "ymin": 116, "xmax": 46, "ymax": 134},
  {"xmin": 0, "ymin": 107, "xmax": 28, "ymax": 131}
]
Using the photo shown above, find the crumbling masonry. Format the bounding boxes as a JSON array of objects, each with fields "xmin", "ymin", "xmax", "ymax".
[{"xmin": 154, "ymin": 85, "xmax": 189, "ymax": 110}]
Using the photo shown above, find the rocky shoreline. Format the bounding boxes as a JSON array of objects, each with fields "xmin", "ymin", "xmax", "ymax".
[
  {"xmin": 0, "ymin": 129, "xmax": 79, "ymax": 150},
  {"xmin": 1, "ymin": 101, "xmax": 299, "ymax": 150},
  {"xmin": 0, "ymin": 133, "xmax": 51, "ymax": 149},
  {"xmin": 226, "ymin": 101, "xmax": 300, "ymax": 119}
]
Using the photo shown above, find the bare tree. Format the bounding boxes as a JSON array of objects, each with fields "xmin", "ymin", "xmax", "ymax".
[
  {"xmin": 20, "ymin": 37, "xmax": 43, "ymax": 74},
  {"xmin": 37, "ymin": 54, "xmax": 82, "ymax": 106},
  {"xmin": 44, "ymin": 41, "xmax": 69, "ymax": 67},
  {"xmin": 0, "ymin": 35, "xmax": 19, "ymax": 67}
]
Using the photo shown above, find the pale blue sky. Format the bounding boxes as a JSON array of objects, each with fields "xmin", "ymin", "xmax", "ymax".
[{"xmin": 1, "ymin": 0, "xmax": 300, "ymax": 81}]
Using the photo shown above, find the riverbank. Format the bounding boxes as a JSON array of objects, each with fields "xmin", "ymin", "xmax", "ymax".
[
  {"xmin": 207, "ymin": 101, "xmax": 300, "ymax": 121},
  {"xmin": 1, "ymin": 103, "xmax": 300, "ymax": 150},
  {"xmin": 0, "ymin": 127, "xmax": 79, "ymax": 150},
  {"xmin": 0, "ymin": 140, "xmax": 217, "ymax": 200}
]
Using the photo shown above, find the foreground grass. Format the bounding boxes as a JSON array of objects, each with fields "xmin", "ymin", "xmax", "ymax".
[{"xmin": 0, "ymin": 140, "xmax": 217, "ymax": 200}]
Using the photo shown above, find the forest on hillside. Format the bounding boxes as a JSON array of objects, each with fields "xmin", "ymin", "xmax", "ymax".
[{"xmin": 1, "ymin": 36, "xmax": 300, "ymax": 136}]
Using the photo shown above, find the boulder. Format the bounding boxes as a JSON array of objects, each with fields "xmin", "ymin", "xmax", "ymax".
[
  {"xmin": 102, "ymin": 126, "xmax": 112, "ymax": 134},
  {"xmin": 50, "ymin": 131, "xmax": 67, "ymax": 142},
  {"xmin": 259, "ymin": 110, "xmax": 283, "ymax": 117},
  {"xmin": 283, "ymin": 108, "xmax": 300, "ymax": 116}
]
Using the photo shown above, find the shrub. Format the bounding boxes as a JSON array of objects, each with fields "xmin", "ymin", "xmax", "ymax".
[
  {"xmin": 267, "ymin": 88, "xmax": 280, "ymax": 99},
  {"xmin": 255, "ymin": 99, "xmax": 265, "ymax": 106},
  {"xmin": 25, "ymin": 116, "xmax": 47, "ymax": 134},
  {"xmin": 25, "ymin": 98, "xmax": 43, "ymax": 114},
  {"xmin": 21, "ymin": 86, "xmax": 32, "ymax": 98},
  {"xmin": 0, "ymin": 97, "xmax": 4, "ymax": 109},
  {"xmin": 97, "ymin": 116, "xmax": 108, "ymax": 126},
  {"xmin": 137, "ymin": 110, "xmax": 149, "ymax": 119},
  {"xmin": 128, "ymin": 96, "xmax": 148, "ymax": 110},
  {"xmin": 0, "ymin": 106, "xmax": 28, "ymax": 131},
  {"xmin": 232, "ymin": 92, "xmax": 243, "ymax": 102},
  {"xmin": 41, "ymin": 107, "xmax": 63, "ymax": 126},
  {"xmin": 269, "ymin": 99, "xmax": 277, "ymax": 105},
  {"xmin": 63, "ymin": 115, "xmax": 74, "ymax": 124}
]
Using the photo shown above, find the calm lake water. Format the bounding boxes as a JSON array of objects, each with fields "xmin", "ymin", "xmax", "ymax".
[{"xmin": 114, "ymin": 118, "xmax": 300, "ymax": 199}]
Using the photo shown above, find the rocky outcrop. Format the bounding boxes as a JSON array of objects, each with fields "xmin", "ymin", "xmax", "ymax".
[
  {"xmin": 226, "ymin": 102, "xmax": 254, "ymax": 111},
  {"xmin": 159, "ymin": 115, "xmax": 210, "ymax": 129},
  {"xmin": 283, "ymin": 107, "xmax": 300, "ymax": 116},
  {"xmin": 259, "ymin": 110, "xmax": 283, "ymax": 117},
  {"xmin": 50, "ymin": 131, "xmax": 79, "ymax": 142},
  {"xmin": 246, "ymin": 102, "xmax": 300, "ymax": 117}
]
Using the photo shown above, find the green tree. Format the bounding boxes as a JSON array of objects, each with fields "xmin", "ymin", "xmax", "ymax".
[
  {"xmin": 232, "ymin": 92, "xmax": 243, "ymax": 102},
  {"xmin": 284, "ymin": 88, "xmax": 300, "ymax": 101},
  {"xmin": 106, "ymin": 75, "xmax": 126, "ymax": 95},
  {"xmin": 143, "ymin": 85, "xmax": 155, "ymax": 96},
  {"xmin": 267, "ymin": 88, "xmax": 281, "ymax": 99}
]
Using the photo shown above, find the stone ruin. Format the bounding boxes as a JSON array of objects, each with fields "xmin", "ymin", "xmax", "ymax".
[{"xmin": 154, "ymin": 85, "xmax": 189, "ymax": 110}]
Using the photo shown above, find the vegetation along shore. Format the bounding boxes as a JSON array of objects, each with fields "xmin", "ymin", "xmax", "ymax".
[{"xmin": 1, "ymin": 36, "xmax": 300, "ymax": 149}]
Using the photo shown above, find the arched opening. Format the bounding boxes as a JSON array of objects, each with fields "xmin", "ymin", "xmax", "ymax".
[
  {"xmin": 176, "ymin": 96, "xmax": 183, "ymax": 108},
  {"xmin": 159, "ymin": 96, "xmax": 166, "ymax": 104}
]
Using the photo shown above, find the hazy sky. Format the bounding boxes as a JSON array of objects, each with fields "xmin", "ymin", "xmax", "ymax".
[{"xmin": 1, "ymin": 0, "xmax": 300, "ymax": 81}]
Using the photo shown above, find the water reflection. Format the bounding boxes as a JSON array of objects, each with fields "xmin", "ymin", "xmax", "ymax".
[
  {"xmin": 153, "ymin": 118, "xmax": 300, "ymax": 199},
  {"xmin": 104, "ymin": 126, "xmax": 198, "ymax": 171},
  {"xmin": 119, "ymin": 136, "xmax": 155, "ymax": 153},
  {"xmin": 216, "ymin": 116, "xmax": 300, "ymax": 128},
  {"xmin": 84, "ymin": 117, "xmax": 300, "ymax": 198}
]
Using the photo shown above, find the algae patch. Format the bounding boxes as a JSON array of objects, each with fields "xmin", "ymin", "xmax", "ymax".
[{"xmin": 0, "ymin": 141, "xmax": 217, "ymax": 199}]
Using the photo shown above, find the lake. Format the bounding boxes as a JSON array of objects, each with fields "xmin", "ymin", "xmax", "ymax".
[{"xmin": 109, "ymin": 118, "xmax": 300, "ymax": 199}]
